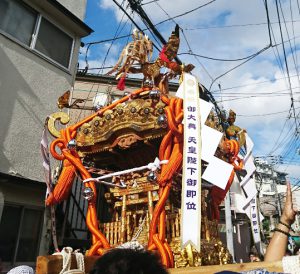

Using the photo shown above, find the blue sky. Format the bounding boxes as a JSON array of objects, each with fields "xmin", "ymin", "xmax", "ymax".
[{"xmin": 79, "ymin": 0, "xmax": 300, "ymax": 181}]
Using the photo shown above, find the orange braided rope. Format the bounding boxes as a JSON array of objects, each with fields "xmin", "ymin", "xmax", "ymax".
[
  {"xmin": 48, "ymin": 88, "xmax": 149, "ymax": 255},
  {"xmin": 211, "ymin": 139, "xmax": 243, "ymax": 220},
  {"xmin": 45, "ymin": 159, "xmax": 76, "ymax": 205},
  {"xmin": 48, "ymin": 86, "xmax": 243, "ymax": 264},
  {"xmin": 147, "ymin": 96, "xmax": 183, "ymax": 268}
]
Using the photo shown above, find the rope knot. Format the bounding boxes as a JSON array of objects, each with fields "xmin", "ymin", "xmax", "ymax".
[{"xmin": 147, "ymin": 157, "xmax": 168, "ymax": 171}]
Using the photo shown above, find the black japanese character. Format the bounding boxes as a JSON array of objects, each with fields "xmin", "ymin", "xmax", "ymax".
[
  {"xmin": 188, "ymin": 136, "xmax": 197, "ymax": 144},
  {"xmin": 187, "ymin": 106, "xmax": 196, "ymax": 112},
  {"xmin": 188, "ymin": 146, "xmax": 196, "ymax": 154},
  {"xmin": 186, "ymin": 202, "xmax": 196, "ymax": 210},
  {"xmin": 187, "ymin": 157, "xmax": 197, "ymax": 164},
  {"xmin": 187, "ymin": 179, "xmax": 197, "ymax": 186},
  {"xmin": 187, "ymin": 114, "xmax": 196, "ymax": 121},
  {"xmin": 187, "ymin": 167, "xmax": 196, "ymax": 175},
  {"xmin": 188, "ymin": 123, "xmax": 196, "ymax": 130},
  {"xmin": 186, "ymin": 190, "xmax": 197, "ymax": 198}
]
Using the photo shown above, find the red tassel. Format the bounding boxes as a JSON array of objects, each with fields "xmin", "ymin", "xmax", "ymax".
[
  {"xmin": 159, "ymin": 45, "xmax": 170, "ymax": 63},
  {"xmin": 117, "ymin": 75, "xmax": 126, "ymax": 91}
]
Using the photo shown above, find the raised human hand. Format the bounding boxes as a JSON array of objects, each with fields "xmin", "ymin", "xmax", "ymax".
[{"xmin": 280, "ymin": 182, "xmax": 297, "ymax": 226}]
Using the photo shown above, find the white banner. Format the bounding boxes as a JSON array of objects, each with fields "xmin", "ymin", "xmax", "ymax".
[
  {"xmin": 177, "ymin": 81, "xmax": 233, "ymax": 190},
  {"xmin": 230, "ymin": 134, "xmax": 263, "ymax": 251},
  {"xmin": 250, "ymin": 196, "xmax": 262, "ymax": 244},
  {"xmin": 181, "ymin": 73, "xmax": 202, "ymax": 252}
]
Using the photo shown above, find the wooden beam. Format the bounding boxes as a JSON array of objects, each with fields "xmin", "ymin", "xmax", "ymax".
[
  {"xmin": 36, "ymin": 255, "xmax": 283, "ymax": 274},
  {"xmin": 36, "ymin": 255, "xmax": 99, "ymax": 274},
  {"xmin": 169, "ymin": 261, "xmax": 283, "ymax": 274}
]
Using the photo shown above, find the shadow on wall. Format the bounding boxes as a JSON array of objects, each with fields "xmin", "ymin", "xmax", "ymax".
[{"xmin": 0, "ymin": 45, "xmax": 43, "ymax": 173}]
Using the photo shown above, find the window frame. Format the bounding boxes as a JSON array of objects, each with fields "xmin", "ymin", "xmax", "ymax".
[
  {"xmin": 0, "ymin": 0, "xmax": 75, "ymax": 72},
  {"xmin": 0, "ymin": 202, "xmax": 44, "ymax": 266}
]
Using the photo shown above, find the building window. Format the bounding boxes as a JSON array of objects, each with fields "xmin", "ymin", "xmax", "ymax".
[
  {"xmin": 0, "ymin": 0, "xmax": 37, "ymax": 46},
  {"xmin": 35, "ymin": 17, "xmax": 73, "ymax": 69},
  {"xmin": 0, "ymin": 204, "xmax": 43, "ymax": 264},
  {"xmin": 0, "ymin": 0, "xmax": 74, "ymax": 69}
]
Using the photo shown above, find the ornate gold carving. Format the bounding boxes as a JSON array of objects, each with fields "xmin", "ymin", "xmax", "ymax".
[
  {"xmin": 47, "ymin": 112, "xmax": 70, "ymax": 138},
  {"xmin": 106, "ymin": 29, "xmax": 153, "ymax": 79},
  {"xmin": 170, "ymin": 238, "xmax": 232, "ymax": 267},
  {"xmin": 112, "ymin": 133, "xmax": 143, "ymax": 149},
  {"xmin": 226, "ymin": 109, "xmax": 246, "ymax": 147},
  {"xmin": 76, "ymin": 98, "xmax": 166, "ymax": 153}
]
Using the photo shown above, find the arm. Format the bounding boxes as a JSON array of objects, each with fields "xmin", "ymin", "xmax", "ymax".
[{"xmin": 264, "ymin": 182, "xmax": 297, "ymax": 262}]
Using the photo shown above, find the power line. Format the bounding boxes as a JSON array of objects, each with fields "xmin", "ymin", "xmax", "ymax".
[
  {"xmin": 206, "ymin": 0, "xmax": 272, "ymax": 91},
  {"xmin": 236, "ymin": 106, "xmax": 300, "ymax": 117},
  {"xmin": 184, "ymin": 19, "xmax": 300, "ymax": 31},
  {"xmin": 289, "ymin": 0, "xmax": 300, "ymax": 89},
  {"xmin": 280, "ymin": 0, "xmax": 300, "ymax": 93},
  {"xmin": 264, "ymin": 0, "xmax": 272, "ymax": 46},
  {"xmin": 155, "ymin": 0, "xmax": 217, "ymax": 26},
  {"xmin": 76, "ymin": 0, "xmax": 128, "ymax": 121},
  {"xmin": 154, "ymin": 1, "xmax": 214, "ymax": 80},
  {"xmin": 211, "ymin": 74, "xmax": 300, "ymax": 92},
  {"xmin": 215, "ymin": 92, "xmax": 297, "ymax": 103},
  {"xmin": 269, "ymin": 20, "xmax": 289, "ymax": 91},
  {"xmin": 111, "ymin": 0, "xmax": 161, "ymax": 52},
  {"xmin": 267, "ymin": 117, "xmax": 290, "ymax": 155},
  {"xmin": 275, "ymin": 0, "xmax": 298, "ymax": 131},
  {"xmin": 83, "ymin": 23, "xmax": 300, "ymax": 49},
  {"xmin": 208, "ymin": 45, "xmax": 271, "ymax": 92},
  {"xmin": 127, "ymin": 0, "xmax": 182, "ymax": 63},
  {"xmin": 178, "ymin": 48, "xmax": 274, "ymax": 62},
  {"xmin": 141, "ymin": 0, "xmax": 159, "ymax": 5},
  {"xmin": 272, "ymin": 123, "xmax": 296, "ymax": 156},
  {"xmin": 214, "ymin": 86, "xmax": 300, "ymax": 95}
]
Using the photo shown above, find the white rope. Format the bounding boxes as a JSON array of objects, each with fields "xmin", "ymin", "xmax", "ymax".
[
  {"xmin": 53, "ymin": 247, "xmax": 85, "ymax": 274},
  {"xmin": 58, "ymin": 247, "xmax": 72, "ymax": 274},
  {"xmin": 131, "ymin": 216, "xmax": 146, "ymax": 241},
  {"xmin": 282, "ymin": 254, "xmax": 300, "ymax": 274},
  {"xmin": 74, "ymin": 249, "xmax": 85, "ymax": 273},
  {"xmin": 83, "ymin": 157, "xmax": 168, "ymax": 183}
]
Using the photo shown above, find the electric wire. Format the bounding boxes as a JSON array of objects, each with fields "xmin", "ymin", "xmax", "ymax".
[
  {"xmin": 264, "ymin": 0, "xmax": 273, "ymax": 47},
  {"xmin": 267, "ymin": 119, "xmax": 290, "ymax": 155},
  {"xmin": 185, "ymin": 20, "xmax": 300, "ymax": 31},
  {"xmin": 289, "ymin": 0, "xmax": 300, "ymax": 83},
  {"xmin": 275, "ymin": 0, "xmax": 298, "ymax": 131},
  {"xmin": 112, "ymin": 0, "xmax": 161, "ymax": 51},
  {"xmin": 208, "ymin": 45, "xmax": 271, "ymax": 92},
  {"xmin": 176, "ymin": 1, "xmax": 272, "ymax": 63},
  {"xmin": 76, "ymin": 1, "xmax": 128, "ymax": 122},
  {"xmin": 154, "ymin": 0, "xmax": 215, "ymax": 81},
  {"xmin": 210, "ymin": 74, "xmax": 300, "ymax": 93},
  {"xmin": 270, "ymin": 22, "xmax": 290, "ymax": 91},
  {"xmin": 178, "ymin": 49, "xmax": 272, "ymax": 62},
  {"xmin": 215, "ymin": 93, "xmax": 294, "ymax": 103},
  {"xmin": 82, "ymin": 26, "xmax": 300, "ymax": 47},
  {"xmin": 280, "ymin": 0, "xmax": 300, "ymax": 92},
  {"xmin": 154, "ymin": 0, "xmax": 217, "ymax": 26},
  {"xmin": 236, "ymin": 107, "xmax": 300, "ymax": 117},
  {"xmin": 141, "ymin": 0, "xmax": 159, "ymax": 5}
]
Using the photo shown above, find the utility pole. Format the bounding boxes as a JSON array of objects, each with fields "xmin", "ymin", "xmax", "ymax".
[
  {"xmin": 271, "ymin": 165, "xmax": 282, "ymax": 217},
  {"xmin": 225, "ymin": 191, "xmax": 235, "ymax": 262}
]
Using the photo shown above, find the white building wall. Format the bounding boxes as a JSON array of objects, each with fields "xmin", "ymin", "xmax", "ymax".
[
  {"xmin": 0, "ymin": 0, "xmax": 89, "ymax": 263},
  {"xmin": 57, "ymin": 0, "xmax": 87, "ymax": 20},
  {"xmin": 0, "ymin": 1, "xmax": 85, "ymax": 182}
]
